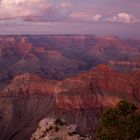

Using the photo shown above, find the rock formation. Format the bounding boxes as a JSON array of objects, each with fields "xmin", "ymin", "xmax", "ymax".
[
  {"xmin": 0, "ymin": 35, "xmax": 140, "ymax": 139},
  {"xmin": 108, "ymin": 60, "xmax": 140, "ymax": 72},
  {"xmin": 0, "ymin": 35, "xmax": 140, "ymax": 81},
  {"xmin": 4, "ymin": 64, "xmax": 140, "ymax": 110},
  {"xmin": 31, "ymin": 118, "xmax": 90, "ymax": 140}
]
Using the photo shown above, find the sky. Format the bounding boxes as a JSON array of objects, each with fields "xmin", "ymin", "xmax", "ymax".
[{"xmin": 0, "ymin": 0, "xmax": 140, "ymax": 37}]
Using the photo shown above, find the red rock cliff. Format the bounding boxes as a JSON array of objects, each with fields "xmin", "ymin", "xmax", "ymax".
[{"xmin": 4, "ymin": 65, "xmax": 140, "ymax": 110}]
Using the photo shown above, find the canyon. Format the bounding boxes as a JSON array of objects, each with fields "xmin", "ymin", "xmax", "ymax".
[
  {"xmin": 0, "ymin": 35, "xmax": 140, "ymax": 140},
  {"xmin": 0, "ymin": 35, "xmax": 140, "ymax": 83},
  {"xmin": 0, "ymin": 64, "xmax": 139, "ymax": 139}
]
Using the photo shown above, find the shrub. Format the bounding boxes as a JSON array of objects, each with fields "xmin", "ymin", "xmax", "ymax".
[
  {"xmin": 97, "ymin": 99, "xmax": 140, "ymax": 140},
  {"xmin": 54, "ymin": 118, "xmax": 65, "ymax": 126}
]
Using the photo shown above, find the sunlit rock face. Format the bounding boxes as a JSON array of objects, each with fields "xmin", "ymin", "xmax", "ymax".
[
  {"xmin": 54, "ymin": 64, "xmax": 140, "ymax": 110},
  {"xmin": 4, "ymin": 73, "xmax": 57, "ymax": 96},
  {"xmin": 4, "ymin": 64, "xmax": 140, "ymax": 110}
]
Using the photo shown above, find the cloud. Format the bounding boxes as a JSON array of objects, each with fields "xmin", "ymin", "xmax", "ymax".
[
  {"xmin": 0, "ymin": 0, "xmax": 140, "ymax": 25},
  {"xmin": 69, "ymin": 12, "xmax": 102, "ymax": 22},
  {"xmin": 106, "ymin": 12, "xmax": 140, "ymax": 23},
  {"xmin": 92, "ymin": 14, "xmax": 102, "ymax": 22},
  {"xmin": 0, "ymin": 0, "xmax": 74, "ymax": 21}
]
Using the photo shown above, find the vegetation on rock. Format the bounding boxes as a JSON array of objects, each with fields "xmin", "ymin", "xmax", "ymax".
[{"xmin": 97, "ymin": 100, "xmax": 140, "ymax": 140}]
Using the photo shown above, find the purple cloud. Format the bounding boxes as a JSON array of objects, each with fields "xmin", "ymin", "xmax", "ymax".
[
  {"xmin": 106, "ymin": 12, "xmax": 140, "ymax": 23},
  {"xmin": 0, "ymin": 0, "xmax": 74, "ymax": 21},
  {"xmin": 0, "ymin": 0, "xmax": 140, "ymax": 24},
  {"xmin": 0, "ymin": 0, "xmax": 140, "ymax": 36}
]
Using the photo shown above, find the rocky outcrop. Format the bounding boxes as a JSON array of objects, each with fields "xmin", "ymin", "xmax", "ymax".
[{"xmin": 31, "ymin": 118, "xmax": 90, "ymax": 140}]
